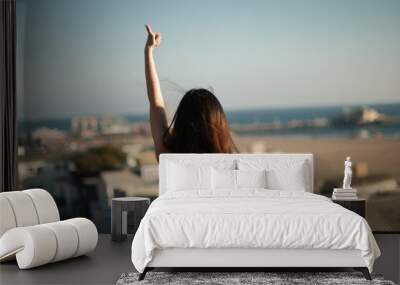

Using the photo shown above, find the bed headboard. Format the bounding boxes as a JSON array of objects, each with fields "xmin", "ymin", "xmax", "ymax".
[{"xmin": 159, "ymin": 153, "xmax": 314, "ymax": 195}]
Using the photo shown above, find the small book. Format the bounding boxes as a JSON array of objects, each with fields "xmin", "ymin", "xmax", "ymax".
[
  {"xmin": 333, "ymin": 188, "xmax": 357, "ymax": 193},
  {"xmin": 332, "ymin": 194, "xmax": 358, "ymax": 200},
  {"xmin": 333, "ymin": 192, "xmax": 357, "ymax": 197}
]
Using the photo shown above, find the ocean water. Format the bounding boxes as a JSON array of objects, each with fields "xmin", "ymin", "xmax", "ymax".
[
  {"xmin": 18, "ymin": 103, "xmax": 400, "ymax": 138},
  {"xmin": 225, "ymin": 103, "xmax": 400, "ymax": 137},
  {"xmin": 225, "ymin": 103, "xmax": 400, "ymax": 124}
]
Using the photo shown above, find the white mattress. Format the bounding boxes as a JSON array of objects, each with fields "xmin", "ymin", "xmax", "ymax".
[{"xmin": 131, "ymin": 190, "xmax": 380, "ymax": 273}]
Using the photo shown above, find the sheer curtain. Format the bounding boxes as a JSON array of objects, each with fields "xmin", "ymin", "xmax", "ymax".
[{"xmin": 0, "ymin": 0, "xmax": 17, "ymax": 192}]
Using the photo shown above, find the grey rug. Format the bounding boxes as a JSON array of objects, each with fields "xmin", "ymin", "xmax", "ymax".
[{"xmin": 116, "ymin": 272, "xmax": 396, "ymax": 285}]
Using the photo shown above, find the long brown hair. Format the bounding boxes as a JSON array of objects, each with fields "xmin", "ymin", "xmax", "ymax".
[{"xmin": 163, "ymin": 88, "xmax": 238, "ymax": 153}]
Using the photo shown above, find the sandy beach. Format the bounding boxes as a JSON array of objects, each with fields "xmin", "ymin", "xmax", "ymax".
[
  {"xmin": 234, "ymin": 135, "xmax": 400, "ymax": 231},
  {"xmin": 234, "ymin": 136, "xmax": 400, "ymax": 187},
  {"xmin": 135, "ymin": 134, "xmax": 400, "ymax": 189}
]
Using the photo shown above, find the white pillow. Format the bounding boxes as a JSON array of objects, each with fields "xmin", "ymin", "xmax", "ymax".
[
  {"xmin": 211, "ymin": 169, "xmax": 268, "ymax": 190},
  {"xmin": 237, "ymin": 159, "xmax": 308, "ymax": 191},
  {"xmin": 212, "ymin": 168, "xmax": 236, "ymax": 190},
  {"xmin": 237, "ymin": 169, "xmax": 267, "ymax": 189},
  {"xmin": 167, "ymin": 162, "xmax": 212, "ymax": 191},
  {"xmin": 266, "ymin": 166, "xmax": 307, "ymax": 191}
]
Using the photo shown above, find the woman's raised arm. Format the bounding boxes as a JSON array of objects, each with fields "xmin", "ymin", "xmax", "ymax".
[{"xmin": 144, "ymin": 24, "xmax": 168, "ymax": 161}]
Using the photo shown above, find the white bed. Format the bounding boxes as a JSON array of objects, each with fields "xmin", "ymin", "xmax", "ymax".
[{"xmin": 131, "ymin": 153, "xmax": 380, "ymax": 280}]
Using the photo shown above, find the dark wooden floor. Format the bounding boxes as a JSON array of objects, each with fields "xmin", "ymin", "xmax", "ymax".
[
  {"xmin": 0, "ymin": 234, "xmax": 134, "ymax": 285},
  {"xmin": 1, "ymin": 234, "xmax": 398, "ymax": 284}
]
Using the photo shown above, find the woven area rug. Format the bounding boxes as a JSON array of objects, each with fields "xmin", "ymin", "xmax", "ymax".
[{"xmin": 116, "ymin": 272, "xmax": 396, "ymax": 285}]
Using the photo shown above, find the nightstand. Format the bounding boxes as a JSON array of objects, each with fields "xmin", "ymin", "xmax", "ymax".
[
  {"xmin": 111, "ymin": 197, "xmax": 150, "ymax": 242},
  {"xmin": 331, "ymin": 198, "xmax": 366, "ymax": 218}
]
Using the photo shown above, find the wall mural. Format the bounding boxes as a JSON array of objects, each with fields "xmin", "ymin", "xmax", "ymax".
[{"xmin": 16, "ymin": 0, "xmax": 400, "ymax": 232}]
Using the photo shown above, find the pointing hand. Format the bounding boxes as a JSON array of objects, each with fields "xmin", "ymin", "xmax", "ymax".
[{"xmin": 145, "ymin": 24, "xmax": 161, "ymax": 49}]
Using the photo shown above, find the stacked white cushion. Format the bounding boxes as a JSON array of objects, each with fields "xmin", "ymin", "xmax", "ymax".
[{"xmin": 0, "ymin": 189, "xmax": 98, "ymax": 269}]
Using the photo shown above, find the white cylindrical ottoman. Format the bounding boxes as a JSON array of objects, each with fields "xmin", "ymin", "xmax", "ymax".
[{"xmin": 0, "ymin": 218, "xmax": 98, "ymax": 269}]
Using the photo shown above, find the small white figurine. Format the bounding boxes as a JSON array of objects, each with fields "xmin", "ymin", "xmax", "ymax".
[{"xmin": 342, "ymin": 156, "xmax": 352, "ymax": 189}]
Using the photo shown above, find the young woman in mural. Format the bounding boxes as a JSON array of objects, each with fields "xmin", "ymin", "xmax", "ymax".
[{"xmin": 144, "ymin": 25, "xmax": 238, "ymax": 161}]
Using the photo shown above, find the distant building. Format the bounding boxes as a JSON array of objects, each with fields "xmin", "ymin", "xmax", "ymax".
[
  {"xmin": 122, "ymin": 144, "xmax": 145, "ymax": 168},
  {"xmin": 98, "ymin": 115, "xmax": 131, "ymax": 135},
  {"xmin": 100, "ymin": 169, "xmax": 158, "ymax": 205},
  {"xmin": 18, "ymin": 159, "xmax": 47, "ymax": 181},
  {"xmin": 340, "ymin": 106, "xmax": 386, "ymax": 125},
  {"xmin": 359, "ymin": 107, "xmax": 385, "ymax": 124},
  {"xmin": 71, "ymin": 115, "xmax": 134, "ymax": 137},
  {"xmin": 18, "ymin": 159, "xmax": 75, "ymax": 182},
  {"xmin": 71, "ymin": 116, "xmax": 98, "ymax": 138},
  {"xmin": 32, "ymin": 127, "xmax": 66, "ymax": 145},
  {"xmin": 135, "ymin": 150, "xmax": 159, "ymax": 183},
  {"xmin": 140, "ymin": 165, "xmax": 159, "ymax": 183},
  {"xmin": 131, "ymin": 122, "xmax": 152, "ymax": 136}
]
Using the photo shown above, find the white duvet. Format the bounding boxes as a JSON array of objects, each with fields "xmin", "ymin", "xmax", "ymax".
[{"xmin": 131, "ymin": 190, "xmax": 380, "ymax": 273}]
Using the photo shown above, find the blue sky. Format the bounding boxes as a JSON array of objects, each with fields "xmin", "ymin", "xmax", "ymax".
[{"xmin": 17, "ymin": 0, "xmax": 400, "ymax": 120}]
